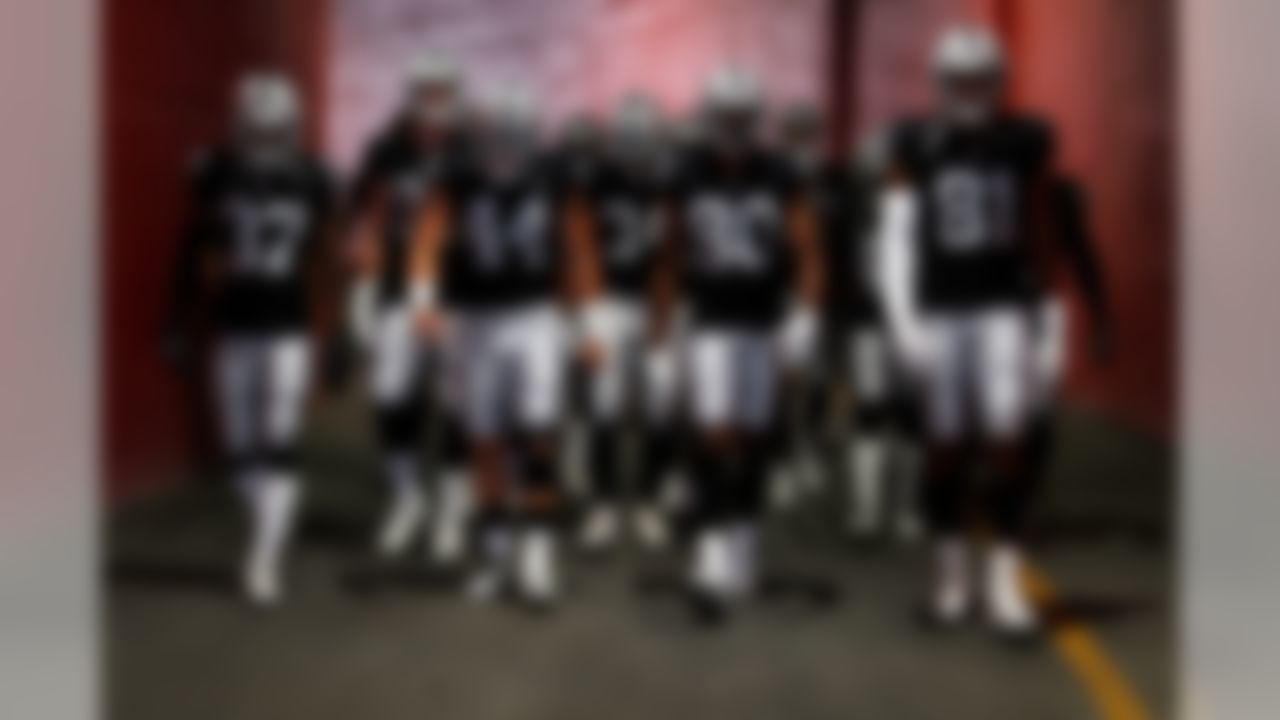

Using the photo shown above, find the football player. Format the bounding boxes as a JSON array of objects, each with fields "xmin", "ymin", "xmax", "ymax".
[
  {"xmin": 164, "ymin": 73, "xmax": 337, "ymax": 606},
  {"xmin": 344, "ymin": 50, "xmax": 472, "ymax": 565},
  {"xmin": 576, "ymin": 93, "xmax": 681, "ymax": 553},
  {"xmin": 408, "ymin": 81, "xmax": 606, "ymax": 608},
  {"xmin": 877, "ymin": 26, "xmax": 1061, "ymax": 638},
  {"xmin": 770, "ymin": 101, "xmax": 842, "ymax": 512},
  {"xmin": 653, "ymin": 67, "xmax": 823, "ymax": 622},
  {"xmin": 842, "ymin": 129, "xmax": 924, "ymax": 542}
]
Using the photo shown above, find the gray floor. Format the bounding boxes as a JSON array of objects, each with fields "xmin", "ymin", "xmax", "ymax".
[{"xmin": 108, "ymin": 398, "xmax": 1172, "ymax": 720}]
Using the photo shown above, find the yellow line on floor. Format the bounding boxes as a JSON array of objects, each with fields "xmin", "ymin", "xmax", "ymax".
[{"xmin": 1023, "ymin": 565, "xmax": 1152, "ymax": 720}]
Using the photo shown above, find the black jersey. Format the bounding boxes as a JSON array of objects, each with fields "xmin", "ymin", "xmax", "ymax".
[
  {"xmin": 890, "ymin": 113, "xmax": 1055, "ymax": 310},
  {"xmin": 587, "ymin": 157, "xmax": 667, "ymax": 299},
  {"xmin": 351, "ymin": 122, "xmax": 454, "ymax": 305},
  {"xmin": 671, "ymin": 144, "xmax": 799, "ymax": 328},
  {"xmin": 439, "ymin": 149, "xmax": 570, "ymax": 310},
  {"xmin": 189, "ymin": 147, "xmax": 333, "ymax": 334}
]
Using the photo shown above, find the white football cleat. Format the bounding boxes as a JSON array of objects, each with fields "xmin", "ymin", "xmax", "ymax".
[
  {"xmin": 374, "ymin": 484, "xmax": 426, "ymax": 560},
  {"xmin": 985, "ymin": 543, "xmax": 1039, "ymax": 637},
  {"xmin": 516, "ymin": 528, "xmax": 559, "ymax": 607},
  {"xmin": 242, "ymin": 552, "xmax": 283, "ymax": 608},
  {"xmin": 690, "ymin": 528, "xmax": 734, "ymax": 597},
  {"xmin": 578, "ymin": 504, "xmax": 620, "ymax": 552},
  {"xmin": 632, "ymin": 504, "xmax": 671, "ymax": 551}
]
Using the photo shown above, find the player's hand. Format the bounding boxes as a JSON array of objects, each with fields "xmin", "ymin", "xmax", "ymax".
[
  {"xmin": 779, "ymin": 306, "xmax": 819, "ymax": 371},
  {"xmin": 414, "ymin": 306, "xmax": 446, "ymax": 343},
  {"xmin": 577, "ymin": 338, "xmax": 605, "ymax": 371}
]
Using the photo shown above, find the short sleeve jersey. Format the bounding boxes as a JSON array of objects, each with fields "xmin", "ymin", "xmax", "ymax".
[
  {"xmin": 584, "ymin": 156, "xmax": 668, "ymax": 299},
  {"xmin": 889, "ymin": 113, "xmax": 1055, "ymax": 310},
  {"xmin": 190, "ymin": 147, "xmax": 333, "ymax": 333},
  {"xmin": 438, "ymin": 149, "xmax": 571, "ymax": 310},
  {"xmin": 670, "ymin": 144, "xmax": 799, "ymax": 328},
  {"xmin": 351, "ymin": 123, "xmax": 454, "ymax": 305}
]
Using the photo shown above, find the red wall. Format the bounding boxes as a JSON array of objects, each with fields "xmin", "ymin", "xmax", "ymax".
[
  {"xmin": 104, "ymin": 0, "xmax": 326, "ymax": 498},
  {"xmin": 1004, "ymin": 0, "xmax": 1176, "ymax": 434},
  {"xmin": 325, "ymin": 0, "xmax": 827, "ymax": 170}
]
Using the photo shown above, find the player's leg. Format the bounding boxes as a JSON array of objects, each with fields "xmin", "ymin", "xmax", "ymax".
[
  {"xmin": 457, "ymin": 312, "xmax": 516, "ymax": 602},
  {"xmin": 247, "ymin": 334, "xmax": 312, "ymax": 606},
  {"xmin": 214, "ymin": 336, "xmax": 269, "ymax": 603},
  {"xmin": 369, "ymin": 303, "xmax": 428, "ymax": 559},
  {"xmin": 916, "ymin": 314, "xmax": 976, "ymax": 627},
  {"xmin": 578, "ymin": 298, "xmax": 629, "ymax": 552},
  {"xmin": 727, "ymin": 330, "xmax": 783, "ymax": 599},
  {"xmin": 634, "ymin": 334, "xmax": 681, "ymax": 551},
  {"xmin": 511, "ymin": 304, "xmax": 570, "ymax": 606},
  {"xmin": 846, "ymin": 325, "xmax": 893, "ymax": 539},
  {"xmin": 429, "ymin": 325, "xmax": 473, "ymax": 567},
  {"xmin": 685, "ymin": 330, "xmax": 739, "ymax": 620},
  {"xmin": 975, "ymin": 306, "xmax": 1039, "ymax": 638}
]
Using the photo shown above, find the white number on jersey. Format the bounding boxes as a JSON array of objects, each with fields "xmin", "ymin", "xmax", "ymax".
[
  {"xmin": 225, "ymin": 198, "xmax": 308, "ymax": 279},
  {"xmin": 466, "ymin": 196, "xmax": 551, "ymax": 272},
  {"xmin": 602, "ymin": 199, "xmax": 660, "ymax": 265},
  {"xmin": 689, "ymin": 193, "xmax": 778, "ymax": 274},
  {"xmin": 931, "ymin": 168, "xmax": 1015, "ymax": 253}
]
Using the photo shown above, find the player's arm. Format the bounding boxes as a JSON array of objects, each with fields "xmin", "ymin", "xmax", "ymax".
[
  {"xmin": 648, "ymin": 200, "xmax": 682, "ymax": 345},
  {"xmin": 408, "ymin": 188, "xmax": 451, "ymax": 340},
  {"xmin": 876, "ymin": 161, "xmax": 927, "ymax": 371},
  {"xmin": 560, "ymin": 189, "xmax": 608, "ymax": 366},
  {"xmin": 339, "ymin": 152, "xmax": 389, "ymax": 350},
  {"xmin": 162, "ymin": 156, "xmax": 217, "ymax": 367},
  {"xmin": 780, "ymin": 191, "xmax": 825, "ymax": 367},
  {"xmin": 1051, "ymin": 177, "xmax": 1114, "ymax": 360}
]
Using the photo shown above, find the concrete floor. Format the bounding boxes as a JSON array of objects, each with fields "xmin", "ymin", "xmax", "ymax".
[{"xmin": 108, "ymin": 398, "xmax": 1172, "ymax": 720}]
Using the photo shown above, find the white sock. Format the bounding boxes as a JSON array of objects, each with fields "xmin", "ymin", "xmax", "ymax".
[
  {"xmin": 847, "ymin": 435, "xmax": 887, "ymax": 534},
  {"xmin": 932, "ymin": 536, "xmax": 971, "ymax": 621},
  {"xmin": 517, "ymin": 526, "xmax": 558, "ymax": 602},
  {"xmin": 431, "ymin": 468, "xmax": 472, "ymax": 563},
  {"xmin": 243, "ymin": 473, "xmax": 301, "ymax": 604}
]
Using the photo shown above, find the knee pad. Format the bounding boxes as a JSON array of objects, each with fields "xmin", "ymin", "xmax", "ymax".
[{"xmin": 377, "ymin": 400, "xmax": 424, "ymax": 453}]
